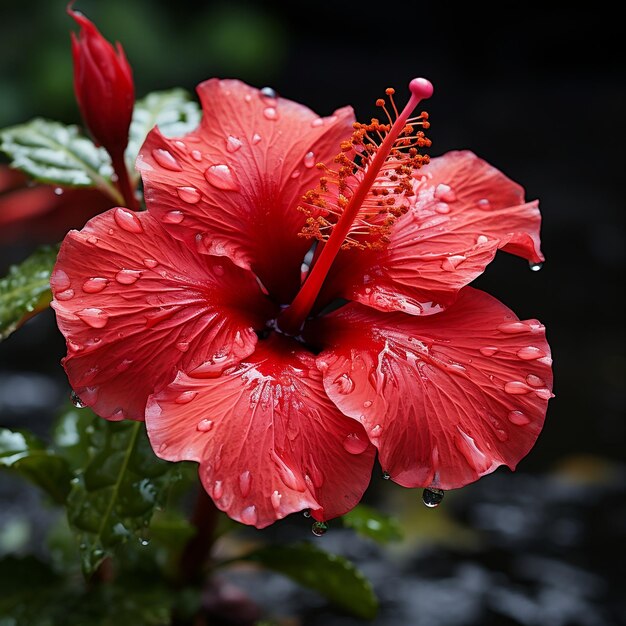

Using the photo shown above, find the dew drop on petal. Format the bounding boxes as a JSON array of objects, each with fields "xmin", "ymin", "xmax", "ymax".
[
  {"xmin": 434, "ymin": 183, "xmax": 456, "ymax": 202},
  {"xmin": 370, "ymin": 424, "xmax": 383, "ymax": 438},
  {"xmin": 479, "ymin": 346, "xmax": 499, "ymax": 357},
  {"xmin": 271, "ymin": 490, "xmax": 282, "ymax": 511},
  {"xmin": 176, "ymin": 341, "xmax": 190, "ymax": 352},
  {"xmin": 143, "ymin": 258, "xmax": 158, "ymax": 269},
  {"xmin": 363, "ymin": 400, "xmax": 373, "ymax": 408},
  {"xmin": 311, "ymin": 118, "xmax": 324, "ymax": 127},
  {"xmin": 175, "ymin": 391, "xmax": 197, "ymax": 404},
  {"xmin": 476, "ymin": 198, "xmax": 491, "ymax": 210},
  {"xmin": 497, "ymin": 321, "xmax": 529, "ymax": 334},
  {"xmin": 508, "ymin": 410, "xmax": 530, "ymax": 425},
  {"xmin": 333, "ymin": 373, "xmax": 354, "ymax": 395},
  {"xmin": 291, "ymin": 169, "xmax": 301, "ymax": 179},
  {"xmin": 343, "ymin": 432, "xmax": 368, "ymax": 455},
  {"xmin": 151, "ymin": 148, "xmax": 182, "ymax": 171},
  {"xmin": 517, "ymin": 346, "xmax": 545, "ymax": 360},
  {"xmin": 260, "ymin": 86, "xmax": 277, "ymax": 99},
  {"xmin": 113, "ymin": 207, "xmax": 143, "ymax": 233},
  {"xmin": 534, "ymin": 388, "xmax": 553, "ymax": 400},
  {"xmin": 191, "ymin": 149, "xmax": 203, "ymax": 161},
  {"xmin": 177, "ymin": 186, "xmax": 201, "ymax": 204},
  {"xmin": 196, "ymin": 418, "xmax": 214, "ymax": 432},
  {"xmin": 526, "ymin": 374, "xmax": 545, "ymax": 387},
  {"xmin": 116, "ymin": 359, "xmax": 133, "ymax": 373},
  {"xmin": 239, "ymin": 470, "xmax": 252, "ymax": 497},
  {"xmin": 311, "ymin": 521, "xmax": 328, "ymax": 537},
  {"xmin": 263, "ymin": 107, "xmax": 278, "ymax": 121},
  {"xmin": 115, "ymin": 269, "xmax": 142, "ymax": 285},
  {"xmin": 54, "ymin": 187, "xmax": 64, "ymax": 195},
  {"xmin": 241, "ymin": 505, "xmax": 258, "ymax": 525},
  {"xmin": 529, "ymin": 261, "xmax": 544, "ymax": 272},
  {"xmin": 50, "ymin": 268, "xmax": 71, "ymax": 291},
  {"xmin": 504, "ymin": 381, "xmax": 533, "ymax": 395},
  {"xmin": 213, "ymin": 480, "xmax": 223, "ymax": 499},
  {"xmin": 303, "ymin": 151, "xmax": 316, "ymax": 168},
  {"xmin": 76, "ymin": 307, "xmax": 109, "ymax": 328},
  {"xmin": 476, "ymin": 235, "xmax": 489, "ymax": 245},
  {"xmin": 56, "ymin": 288, "xmax": 74, "ymax": 301},
  {"xmin": 226, "ymin": 135, "xmax": 243, "ymax": 153},
  {"xmin": 441, "ymin": 255, "xmax": 467, "ymax": 271},
  {"xmin": 70, "ymin": 390, "xmax": 86, "ymax": 408},
  {"xmin": 205, "ymin": 164, "xmax": 239, "ymax": 191},
  {"xmin": 162, "ymin": 210, "xmax": 185, "ymax": 224},
  {"xmin": 422, "ymin": 487, "xmax": 445, "ymax": 508},
  {"xmin": 252, "ymin": 133, "xmax": 262, "ymax": 145},
  {"xmin": 82, "ymin": 277, "xmax": 108, "ymax": 293},
  {"xmin": 87, "ymin": 236, "xmax": 99, "ymax": 245},
  {"xmin": 434, "ymin": 202, "xmax": 450, "ymax": 214}
]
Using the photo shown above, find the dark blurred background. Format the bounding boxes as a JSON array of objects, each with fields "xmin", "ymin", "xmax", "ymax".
[{"xmin": 1, "ymin": 2, "xmax": 624, "ymax": 625}]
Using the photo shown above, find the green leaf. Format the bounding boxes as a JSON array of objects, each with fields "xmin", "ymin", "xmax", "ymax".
[
  {"xmin": 240, "ymin": 542, "xmax": 378, "ymax": 620},
  {"xmin": 342, "ymin": 504, "xmax": 403, "ymax": 544},
  {"xmin": 0, "ymin": 245, "xmax": 57, "ymax": 340},
  {"xmin": 0, "ymin": 428, "xmax": 72, "ymax": 504},
  {"xmin": 126, "ymin": 89, "xmax": 201, "ymax": 174},
  {"xmin": 0, "ymin": 118, "xmax": 118, "ymax": 196},
  {"xmin": 66, "ymin": 417, "xmax": 181, "ymax": 575}
]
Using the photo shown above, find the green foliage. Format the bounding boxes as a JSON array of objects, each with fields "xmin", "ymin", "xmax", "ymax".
[
  {"xmin": 126, "ymin": 89, "xmax": 201, "ymax": 175},
  {"xmin": 0, "ymin": 118, "xmax": 117, "ymax": 194},
  {"xmin": 0, "ymin": 428, "xmax": 72, "ymax": 504},
  {"xmin": 240, "ymin": 542, "xmax": 378, "ymax": 620},
  {"xmin": 63, "ymin": 415, "xmax": 182, "ymax": 575},
  {"xmin": 342, "ymin": 503, "xmax": 403, "ymax": 544},
  {"xmin": 0, "ymin": 245, "xmax": 57, "ymax": 340}
]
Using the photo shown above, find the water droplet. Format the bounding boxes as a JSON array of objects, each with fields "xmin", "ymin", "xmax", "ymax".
[
  {"xmin": 504, "ymin": 381, "xmax": 532, "ymax": 395},
  {"xmin": 497, "ymin": 321, "xmax": 529, "ymax": 334},
  {"xmin": 263, "ymin": 107, "xmax": 278, "ymax": 121},
  {"xmin": 175, "ymin": 390, "xmax": 197, "ymax": 404},
  {"xmin": 476, "ymin": 198, "xmax": 491, "ymax": 210},
  {"xmin": 191, "ymin": 149, "xmax": 203, "ymax": 161},
  {"xmin": 291, "ymin": 169, "xmax": 301, "ymax": 179},
  {"xmin": 82, "ymin": 277, "xmax": 108, "ymax": 293},
  {"xmin": 70, "ymin": 390, "xmax": 86, "ymax": 408},
  {"xmin": 151, "ymin": 148, "xmax": 182, "ymax": 171},
  {"xmin": 422, "ymin": 487, "xmax": 445, "ymax": 508},
  {"xmin": 382, "ymin": 471, "xmax": 391, "ymax": 480},
  {"xmin": 333, "ymin": 373, "xmax": 354, "ymax": 395},
  {"xmin": 303, "ymin": 151, "xmax": 316, "ymax": 168},
  {"xmin": 343, "ymin": 432, "xmax": 368, "ymax": 455},
  {"xmin": 370, "ymin": 424, "xmax": 383, "ymax": 437},
  {"xmin": 162, "ymin": 210, "xmax": 185, "ymax": 224},
  {"xmin": 311, "ymin": 118, "xmax": 324, "ymax": 128},
  {"xmin": 116, "ymin": 359, "xmax": 133, "ymax": 373},
  {"xmin": 239, "ymin": 470, "xmax": 252, "ymax": 497},
  {"xmin": 363, "ymin": 400, "xmax": 373, "ymax": 408},
  {"xmin": 205, "ymin": 164, "xmax": 239, "ymax": 191},
  {"xmin": 434, "ymin": 202, "xmax": 450, "ymax": 214},
  {"xmin": 476, "ymin": 235, "xmax": 489, "ymax": 245},
  {"xmin": 177, "ymin": 186, "xmax": 201, "ymax": 204},
  {"xmin": 115, "ymin": 269, "xmax": 142, "ymax": 285},
  {"xmin": 441, "ymin": 255, "xmax": 467, "ymax": 271},
  {"xmin": 525, "ymin": 374, "xmax": 544, "ymax": 387},
  {"xmin": 114, "ymin": 207, "xmax": 143, "ymax": 233},
  {"xmin": 196, "ymin": 418, "xmax": 214, "ymax": 432},
  {"xmin": 213, "ymin": 480, "xmax": 223, "ymax": 499},
  {"xmin": 302, "ymin": 509, "xmax": 311, "ymax": 518},
  {"xmin": 508, "ymin": 410, "xmax": 530, "ymax": 425},
  {"xmin": 56, "ymin": 288, "xmax": 74, "ymax": 301},
  {"xmin": 534, "ymin": 388, "xmax": 553, "ymax": 400},
  {"xmin": 54, "ymin": 187, "xmax": 64, "ymax": 195},
  {"xmin": 479, "ymin": 346, "xmax": 499, "ymax": 357},
  {"xmin": 434, "ymin": 183, "xmax": 456, "ymax": 202},
  {"xmin": 87, "ymin": 236, "xmax": 99, "ymax": 245},
  {"xmin": 529, "ymin": 261, "xmax": 543, "ymax": 272},
  {"xmin": 241, "ymin": 505, "xmax": 258, "ymax": 525},
  {"xmin": 76, "ymin": 307, "xmax": 109, "ymax": 328},
  {"xmin": 251, "ymin": 133, "xmax": 262, "ymax": 145},
  {"xmin": 50, "ymin": 268, "xmax": 71, "ymax": 291},
  {"xmin": 143, "ymin": 258, "xmax": 158, "ymax": 269},
  {"xmin": 139, "ymin": 538, "xmax": 150, "ymax": 546},
  {"xmin": 517, "ymin": 346, "xmax": 545, "ymax": 360},
  {"xmin": 271, "ymin": 490, "xmax": 282, "ymax": 511},
  {"xmin": 226, "ymin": 135, "xmax": 243, "ymax": 153},
  {"xmin": 311, "ymin": 521, "xmax": 328, "ymax": 536},
  {"xmin": 176, "ymin": 341, "xmax": 190, "ymax": 352},
  {"xmin": 213, "ymin": 264, "xmax": 225, "ymax": 278},
  {"xmin": 260, "ymin": 86, "xmax": 277, "ymax": 99}
]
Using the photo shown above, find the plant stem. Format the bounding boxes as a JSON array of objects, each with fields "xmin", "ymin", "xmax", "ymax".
[{"xmin": 110, "ymin": 149, "xmax": 139, "ymax": 211}]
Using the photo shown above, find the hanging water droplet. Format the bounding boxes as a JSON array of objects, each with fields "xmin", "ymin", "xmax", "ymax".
[
  {"xmin": 311, "ymin": 521, "xmax": 328, "ymax": 536},
  {"xmin": 151, "ymin": 148, "xmax": 182, "ymax": 171},
  {"xmin": 241, "ymin": 505, "xmax": 258, "ymax": 525},
  {"xmin": 70, "ymin": 390, "xmax": 86, "ymax": 408},
  {"xmin": 205, "ymin": 164, "xmax": 239, "ymax": 191},
  {"xmin": 139, "ymin": 538, "xmax": 150, "ymax": 546},
  {"xmin": 213, "ymin": 480, "xmax": 224, "ymax": 499},
  {"xmin": 260, "ymin": 86, "xmax": 277, "ymax": 99},
  {"xmin": 422, "ymin": 487, "xmax": 445, "ymax": 508},
  {"xmin": 529, "ymin": 261, "xmax": 543, "ymax": 272},
  {"xmin": 271, "ymin": 490, "xmax": 282, "ymax": 511},
  {"xmin": 303, "ymin": 509, "xmax": 311, "ymax": 518},
  {"xmin": 54, "ymin": 187, "xmax": 64, "ymax": 195},
  {"xmin": 382, "ymin": 471, "xmax": 391, "ymax": 480}
]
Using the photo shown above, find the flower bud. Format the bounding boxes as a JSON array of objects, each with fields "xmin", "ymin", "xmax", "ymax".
[{"xmin": 68, "ymin": 3, "xmax": 134, "ymax": 157}]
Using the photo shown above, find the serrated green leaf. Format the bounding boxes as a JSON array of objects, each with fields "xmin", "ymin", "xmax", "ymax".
[
  {"xmin": 240, "ymin": 542, "xmax": 378, "ymax": 620},
  {"xmin": 342, "ymin": 504, "xmax": 403, "ymax": 544},
  {"xmin": 126, "ymin": 89, "xmax": 201, "ymax": 175},
  {"xmin": 66, "ymin": 418, "xmax": 181, "ymax": 576},
  {"xmin": 0, "ymin": 118, "xmax": 120, "ymax": 199},
  {"xmin": 0, "ymin": 428, "xmax": 72, "ymax": 504},
  {"xmin": 0, "ymin": 245, "xmax": 57, "ymax": 339}
]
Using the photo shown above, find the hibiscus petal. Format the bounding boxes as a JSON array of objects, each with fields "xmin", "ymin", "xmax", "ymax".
[
  {"xmin": 51, "ymin": 208, "xmax": 274, "ymax": 420},
  {"xmin": 312, "ymin": 287, "xmax": 553, "ymax": 490},
  {"xmin": 137, "ymin": 79, "xmax": 355, "ymax": 303},
  {"xmin": 146, "ymin": 335, "xmax": 375, "ymax": 528},
  {"xmin": 324, "ymin": 150, "xmax": 544, "ymax": 315}
]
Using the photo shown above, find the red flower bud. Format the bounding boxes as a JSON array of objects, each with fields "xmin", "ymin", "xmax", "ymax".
[{"xmin": 68, "ymin": 3, "xmax": 134, "ymax": 157}]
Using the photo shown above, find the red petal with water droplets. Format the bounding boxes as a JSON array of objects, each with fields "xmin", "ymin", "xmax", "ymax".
[
  {"xmin": 52, "ymin": 208, "xmax": 274, "ymax": 421},
  {"xmin": 323, "ymin": 150, "xmax": 544, "ymax": 315},
  {"xmin": 312, "ymin": 287, "xmax": 553, "ymax": 490},
  {"xmin": 146, "ymin": 335, "xmax": 375, "ymax": 528},
  {"xmin": 138, "ymin": 79, "xmax": 355, "ymax": 303}
]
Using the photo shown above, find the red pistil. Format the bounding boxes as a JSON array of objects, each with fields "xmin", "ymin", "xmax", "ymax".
[{"xmin": 278, "ymin": 78, "xmax": 433, "ymax": 335}]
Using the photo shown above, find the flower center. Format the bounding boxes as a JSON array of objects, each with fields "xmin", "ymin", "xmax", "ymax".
[{"xmin": 277, "ymin": 78, "xmax": 433, "ymax": 335}]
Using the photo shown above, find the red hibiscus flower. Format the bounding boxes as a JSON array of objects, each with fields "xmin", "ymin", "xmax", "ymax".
[{"xmin": 51, "ymin": 78, "xmax": 553, "ymax": 528}]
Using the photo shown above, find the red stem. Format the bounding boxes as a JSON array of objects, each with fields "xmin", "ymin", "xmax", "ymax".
[{"xmin": 110, "ymin": 149, "xmax": 139, "ymax": 211}]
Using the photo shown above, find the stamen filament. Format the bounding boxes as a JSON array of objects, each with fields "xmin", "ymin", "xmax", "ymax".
[{"xmin": 277, "ymin": 78, "xmax": 433, "ymax": 335}]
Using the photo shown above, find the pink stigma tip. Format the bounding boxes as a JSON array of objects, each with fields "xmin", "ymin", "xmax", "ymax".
[{"xmin": 409, "ymin": 78, "xmax": 434, "ymax": 100}]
